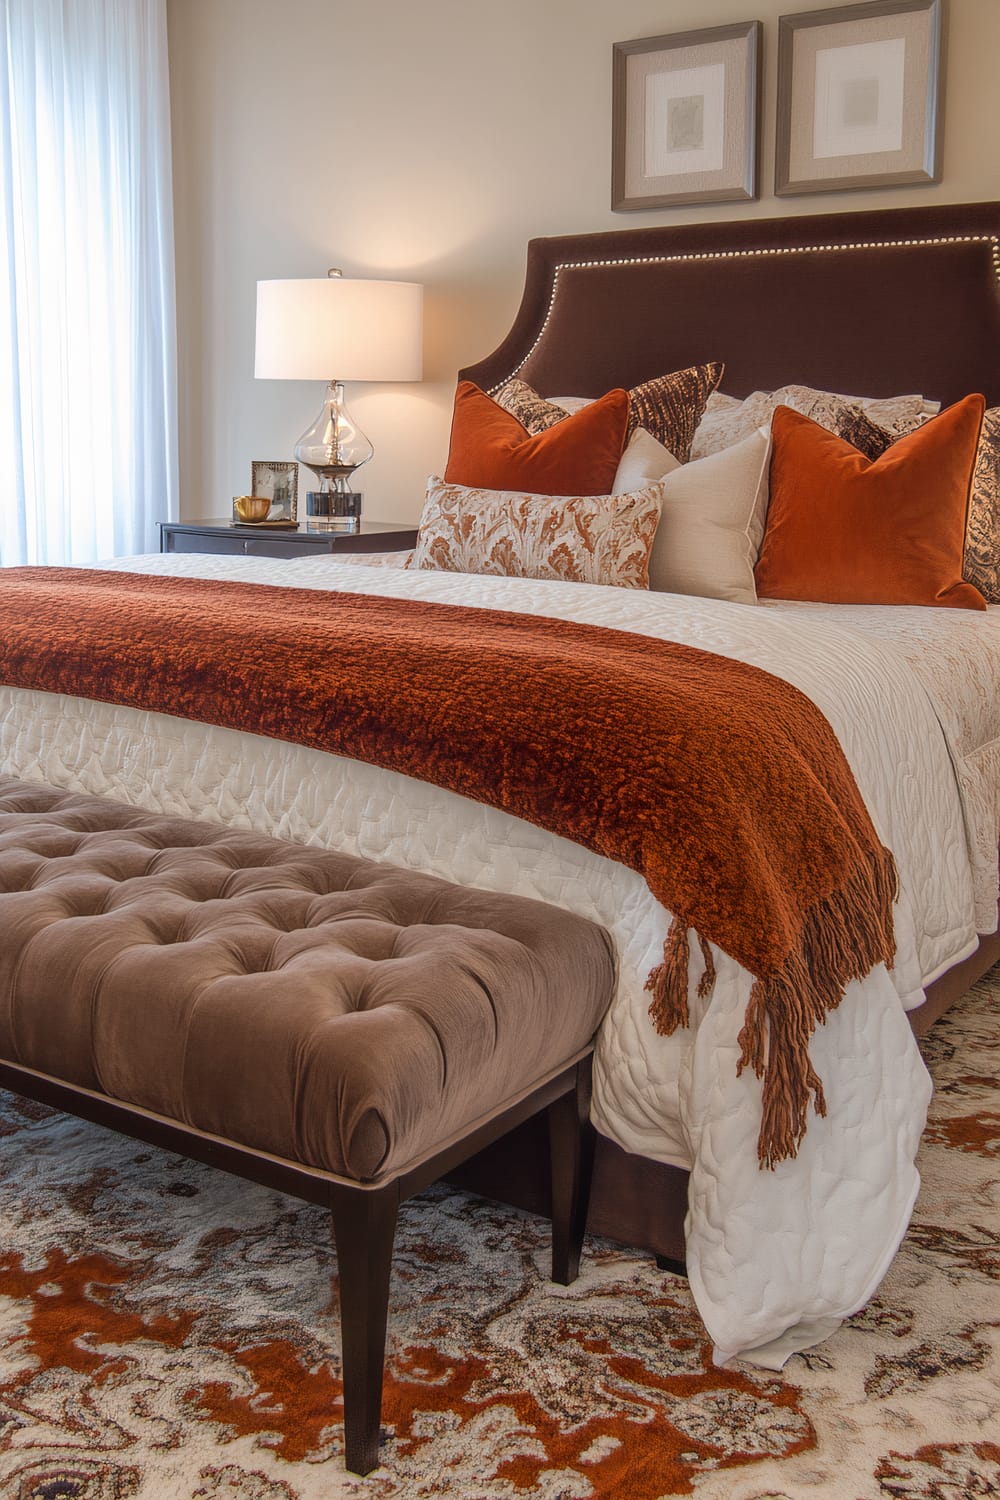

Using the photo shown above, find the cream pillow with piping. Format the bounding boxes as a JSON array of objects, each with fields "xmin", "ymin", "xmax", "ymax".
[{"xmin": 648, "ymin": 426, "xmax": 771, "ymax": 604}]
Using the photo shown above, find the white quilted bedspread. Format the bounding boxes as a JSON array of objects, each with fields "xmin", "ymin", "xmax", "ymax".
[
  {"xmin": 760, "ymin": 598, "xmax": 1000, "ymax": 945},
  {"xmin": 1, "ymin": 552, "xmax": 994, "ymax": 1366}
]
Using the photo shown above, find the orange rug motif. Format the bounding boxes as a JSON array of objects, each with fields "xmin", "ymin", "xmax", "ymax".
[{"xmin": 1, "ymin": 969, "xmax": 999, "ymax": 1499}]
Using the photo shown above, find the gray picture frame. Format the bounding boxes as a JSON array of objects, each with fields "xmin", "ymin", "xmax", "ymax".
[
  {"xmin": 775, "ymin": 0, "xmax": 944, "ymax": 196},
  {"xmin": 612, "ymin": 22, "xmax": 762, "ymax": 212}
]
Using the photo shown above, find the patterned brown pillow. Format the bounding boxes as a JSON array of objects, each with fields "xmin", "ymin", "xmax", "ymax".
[
  {"xmin": 964, "ymin": 407, "xmax": 1000, "ymax": 603},
  {"xmin": 495, "ymin": 362, "xmax": 724, "ymax": 464},
  {"xmin": 493, "ymin": 378, "xmax": 569, "ymax": 434},
  {"xmin": 832, "ymin": 405, "xmax": 896, "ymax": 461},
  {"xmin": 412, "ymin": 476, "xmax": 662, "ymax": 589}
]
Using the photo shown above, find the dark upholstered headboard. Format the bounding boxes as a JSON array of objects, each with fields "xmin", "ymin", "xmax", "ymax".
[{"xmin": 460, "ymin": 201, "xmax": 1000, "ymax": 410}]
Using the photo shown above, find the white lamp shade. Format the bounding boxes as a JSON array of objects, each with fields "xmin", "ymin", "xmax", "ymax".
[{"xmin": 255, "ymin": 277, "xmax": 423, "ymax": 382}]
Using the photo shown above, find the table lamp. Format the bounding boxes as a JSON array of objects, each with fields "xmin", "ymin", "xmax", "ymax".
[{"xmin": 255, "ymin": 271, "xmax": 423, "ymax": 526}]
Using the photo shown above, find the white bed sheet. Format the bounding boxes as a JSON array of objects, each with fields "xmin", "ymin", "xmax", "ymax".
[{"xmin": 0, "ymin": 552, "xmax": 989, "ymax": 1365}]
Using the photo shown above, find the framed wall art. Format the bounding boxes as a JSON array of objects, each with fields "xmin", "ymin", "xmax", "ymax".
[
  {"xmin": 612, "ymin": 21, "xmax": 762, "ymax": 212},
  {"xmin": 248, "ymin": 460, "xmax": 298, "ymax": 522},
  {"xmin": 775, "ymin": 0, "xmax": 944, "ymax": 196}
]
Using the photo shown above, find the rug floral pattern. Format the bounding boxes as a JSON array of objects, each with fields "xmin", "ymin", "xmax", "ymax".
[{"xmin": 1, "ymin": 970, "xmax": 998, "ymax": 1500}]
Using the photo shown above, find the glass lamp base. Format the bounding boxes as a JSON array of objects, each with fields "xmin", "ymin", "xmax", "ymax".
[{"xmin": 306, "ymin": 490, "xmax": 362, "ymax": 529}]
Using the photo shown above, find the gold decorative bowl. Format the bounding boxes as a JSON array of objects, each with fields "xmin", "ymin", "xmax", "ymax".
[{"xmin": 233, "ymin": 495, "xmax": 272, "ymax": 523}]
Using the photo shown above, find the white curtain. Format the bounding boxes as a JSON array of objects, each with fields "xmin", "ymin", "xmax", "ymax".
[{"xmin": 0, "ymin": 0, "xmax": 177, "ymax": 565}]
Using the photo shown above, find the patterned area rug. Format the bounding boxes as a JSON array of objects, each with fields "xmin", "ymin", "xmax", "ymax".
[{"xmin": 1, "ymin": 970, "xmax": 998, "ymax": 1500}]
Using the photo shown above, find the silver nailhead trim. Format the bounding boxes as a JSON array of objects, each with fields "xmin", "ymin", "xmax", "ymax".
[{"xmin": 488, "ymin": 232, "xmax": 1000, "ymax": 392}]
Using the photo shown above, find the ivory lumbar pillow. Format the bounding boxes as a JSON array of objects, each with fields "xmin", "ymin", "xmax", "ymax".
[{"xmin": 647, "ymin": 427, "xmax": 771, "ymax": 604}]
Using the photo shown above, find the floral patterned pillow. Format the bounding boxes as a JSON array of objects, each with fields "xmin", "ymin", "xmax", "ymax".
[
  {"xmin": 495, "ymin": 362, "xmax": 723, "ymax": 464},
  {"xmin": 691, "ymin": 384, "xmax": 937, "ymax": 460},
  {"xmin": 965, "ymin": 407, "xmax": 1000, "ymax": 603},
  {"xmin": 832, "ymin": 405, "xmax": 897, "ymax": 461},
  {"xmin": 412, "ymin": 477, "xmax": 662, "ymax": 589},
  {"xmin": 492, "ymin": 379, "xmax": 569, "ymax": 435}
]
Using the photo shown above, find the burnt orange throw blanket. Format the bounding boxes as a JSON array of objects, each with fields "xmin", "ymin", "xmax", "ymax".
[{"xmin": 0, "ymin": 569, "xmax": 896, "ymax": 1166}]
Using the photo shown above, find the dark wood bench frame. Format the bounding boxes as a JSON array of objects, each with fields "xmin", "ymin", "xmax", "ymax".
[{"xmin": 0, "ymin": 1049, "xmax": 595, "ymax": 1476}]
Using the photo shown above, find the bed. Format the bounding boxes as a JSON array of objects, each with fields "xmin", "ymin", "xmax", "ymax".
[
  {"xmin": 1, "ymin": 197, "xmax": 999, "ymax": 1369},
  {"xmin": 452, "ymin": 194, "xmax": 1000, "ymax": 1305}
]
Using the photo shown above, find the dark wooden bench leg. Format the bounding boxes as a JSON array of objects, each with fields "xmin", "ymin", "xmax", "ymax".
[
  {"xmin": 548, "ymin": 1055, "xmax": 595, "ymax": 1285},
  {"xmin": 655, "ymin": 1253, "xmax": 688, "ymax": 1277},
  {"xmin": 329, "ymin": 1181, "xmax": 399, "ymax": 1477}
]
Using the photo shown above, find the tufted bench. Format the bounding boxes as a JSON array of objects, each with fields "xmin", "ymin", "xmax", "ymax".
[{"xmin": 0, "ymin": 776, "xmax": 615, "ymax": 1474}]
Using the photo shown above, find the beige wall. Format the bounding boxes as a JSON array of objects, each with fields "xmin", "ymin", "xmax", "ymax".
[{"xmin": 167, "ymin": 0, "xmax": 1000, "ymax": 525}]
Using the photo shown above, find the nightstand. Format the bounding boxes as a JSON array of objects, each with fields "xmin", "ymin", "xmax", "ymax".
[{"xmin": 159, "ymin": 519, "xmax": 418, "ymax": 561}]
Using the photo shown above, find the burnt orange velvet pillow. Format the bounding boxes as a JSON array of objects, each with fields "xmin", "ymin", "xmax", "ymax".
[
  {"xmin": 755, "ymin": 396, "xmax": 988, "ymax": 611},
  {"xmin": 445, "ymin": 380, "xmax": 629, "ymax": 496}
]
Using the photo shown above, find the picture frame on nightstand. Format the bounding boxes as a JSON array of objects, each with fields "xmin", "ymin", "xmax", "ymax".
[{"xmin": 246, "ymin": 460, "xmax": 299, "ymax": 522}]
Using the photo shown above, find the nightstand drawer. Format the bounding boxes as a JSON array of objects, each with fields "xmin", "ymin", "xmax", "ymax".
[
  {"xmin": 160, "ymin": 520, "xmax": 419, "ymax": 557},
  {"xmin": 242, "ymin": 537, "xmax": 318, "ymax": 559},
  {"xmin": 165, "ymin": 531, "xmax": 244, "ymax": 556}
]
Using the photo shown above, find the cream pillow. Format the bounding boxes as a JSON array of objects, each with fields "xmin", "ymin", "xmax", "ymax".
[
  {"xmin": 613, "ymin": 427, "xmax": 681, "ymax": 493},
  {"xmin": 413, "ymin": 476, "xmax": 662, "ymax": 589},
  {"xmin": 648, "ymin": 427, "xmax": 771, "ymax": 604}
]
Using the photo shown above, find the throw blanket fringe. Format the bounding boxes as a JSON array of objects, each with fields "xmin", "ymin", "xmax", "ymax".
[
  {"xmin": 0, "ymin": 568, "xmax": 898, "ymax": 1169},
  {"xmin": 648, "ymin": 846, "xmax": 898, "ymax": 1166}
]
